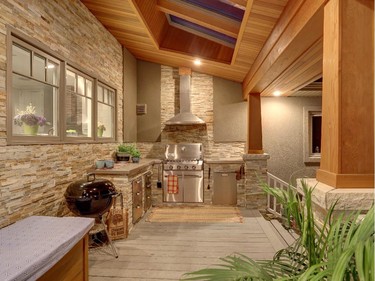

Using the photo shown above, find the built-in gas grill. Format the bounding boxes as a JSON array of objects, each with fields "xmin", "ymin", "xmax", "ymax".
[{"xmin": 163, "ymin": 143, "xmax": 204, "ymax": 203}]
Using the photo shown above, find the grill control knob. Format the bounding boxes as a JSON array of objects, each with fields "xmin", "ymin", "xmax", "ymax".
[
  {"xmin": 177, "ymin": 165, "xmax": 181, "ymax": 170},
  {"xmin": 169, "ymin": 165, "xmax": 173, "ymax": 170},
  {"xmin": 184, "ymin": 165, "xmax": 189, "ymax": 170},
  {"xmin": 192, "ymin": 165, "xmax": 196, "ymax": 170}
]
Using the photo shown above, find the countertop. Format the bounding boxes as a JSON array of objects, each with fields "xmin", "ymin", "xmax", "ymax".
[
  {"xmin": 204, "ymin": 158, "xmax": 244, "ymax": 164},
  {"xmin": 89, "ymin": 158, "xmax": 162, "ymax": 175}
]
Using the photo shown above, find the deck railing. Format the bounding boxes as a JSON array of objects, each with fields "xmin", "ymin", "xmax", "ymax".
[{"xmin": 266, "ymin": 172, "xmax": 294, "ymax": 218}]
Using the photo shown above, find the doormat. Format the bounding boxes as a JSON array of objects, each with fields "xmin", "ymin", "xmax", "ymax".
[{"xmin": 146, "ymin": 206, "xmax": 243, "ymax": 223}]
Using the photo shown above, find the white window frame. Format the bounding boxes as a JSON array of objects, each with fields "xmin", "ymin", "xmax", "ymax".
[{"xmin": 303, "ymin": 106, "xmax": 322, "ymax": 163}]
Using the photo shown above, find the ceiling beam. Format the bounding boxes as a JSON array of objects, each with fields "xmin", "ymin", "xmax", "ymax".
[
  {"xmin": 157, "ymin": 0, "xmax": 240, "ymax": 38},
  {"xmin": 242, "ymin": 0, "xmax": 327, "ymax": 99}
]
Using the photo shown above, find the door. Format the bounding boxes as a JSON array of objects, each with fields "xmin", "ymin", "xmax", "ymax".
[
  {"xmin": 163, "ymin": 171, "xmax": 183, "ymax": 202},
  {"xmin": 183, "ymin": 171, "xmax": 203, "ymax": 203}
]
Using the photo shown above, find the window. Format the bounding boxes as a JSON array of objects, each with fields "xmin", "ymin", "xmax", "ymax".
[
  {"xmin": 97, "ymin": 83, "xmax": 115, "ymax": 139},
  {"xmin": 303, "ymin": 106, "xmax": 322, "ymax": 163},
  {"xmin": 11, "ymin": 40, "xmax": 59, "ymax": 139},
  {"xmin": 7, "ymin": 30, "xmax": 116, "ymax": 144},
  {"xmin": 65, "ymin": 68, "xmax": 93, "ymax": 138}
]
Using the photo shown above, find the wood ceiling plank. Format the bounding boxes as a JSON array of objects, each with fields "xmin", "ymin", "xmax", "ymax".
[
  {"xmin": 243, "ymin": 0, "xmax": 326, "ymax": 98},
  {"xmin": 243, "ymin": 0, "xmax": 304, "ymax": 89},
  {"xmin": 160, "ymin": 26, "xmax": 234, "ymax": 63},
  {"xmin": 228, "ymin": 0, "xmax": 248, "ymax": 8},
  {"xmin": 231, "ymin": 0, "xmax": 254, "ymax": 65},
  {"xmin": 157, "ymin": 0, "xmax": 240, "ymax": 38},
  {"xmin": 129, "ymin": 0, "xmax": 169, "ymax": 49},
  {"xmin": 261, "ymin": 46, "xmax": 322, "ymax": 96}
]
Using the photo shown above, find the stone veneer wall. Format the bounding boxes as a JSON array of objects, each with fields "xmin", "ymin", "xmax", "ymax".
[
  {"xmin": 0, "ymin": 0, "xmax": 123, "ymax": 228},
  {"xmin": 137, "ymin": 65, "xmax": 246, "ymax": 204}
]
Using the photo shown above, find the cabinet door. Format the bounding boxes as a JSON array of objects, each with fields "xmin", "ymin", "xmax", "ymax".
[
  {"xmin": 183, "ymin": 172, "xmax": 203, "ymax": 203},
  {"xmin": 132, "ymin": 178, "xmax": 143, "ymax": 224}
]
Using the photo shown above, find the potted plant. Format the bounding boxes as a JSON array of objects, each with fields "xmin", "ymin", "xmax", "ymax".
[
  {"xmin": 130, "ymin": 147, "xmax": 141, "ymax": 163},
  {"xmin": 116, "ymin": 143, "xmax": 133, "ymax": 162},
  {"xmin": 13, "ymin": 103, "xmax": 48, "ymax": 135},
  {"xmin": 97, "ymin": 122, "xmax": 106, "ymax": 137}
]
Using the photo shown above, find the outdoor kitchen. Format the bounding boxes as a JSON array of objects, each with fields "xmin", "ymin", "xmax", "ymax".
[{"xmin": 0, "ymin": 0, "xmax": 373, "ymax": 280}]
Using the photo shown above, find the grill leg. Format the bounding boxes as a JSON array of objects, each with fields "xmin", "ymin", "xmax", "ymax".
[{"xmin": 100, "ymin": 216, "xmax": 119, "ymax": 258}]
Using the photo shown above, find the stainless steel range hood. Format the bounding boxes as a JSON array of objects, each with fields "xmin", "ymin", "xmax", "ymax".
[{"xmin": 165, "ymin": 72, "xmax": 205, "ymax": 125}]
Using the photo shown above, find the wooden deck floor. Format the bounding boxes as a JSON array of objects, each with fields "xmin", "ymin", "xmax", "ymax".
[{"xmin": 89, "ymin": 208, "xmax": 293, "ymax": 281}]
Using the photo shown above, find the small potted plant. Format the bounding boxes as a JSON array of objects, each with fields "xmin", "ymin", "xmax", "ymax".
[
  {"xmin": 97, "ymin": 122, "xmax": 106, "ymax": 137},
  {"xmin": 116, "ymin": 143, "xmax": 133, "ymax": 162},
  {"xmin": 13, "ymin": 103, "xmax": 48, "ymax": 135},
  {"xmin": 130, "ymin": 147, "xmax": 141, "ymax": 163}
]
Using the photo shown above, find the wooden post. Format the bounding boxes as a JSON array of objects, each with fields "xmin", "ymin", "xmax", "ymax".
[
  {"xmin": 247, "ymin": 93, "xmax": 263, "ymax": 154},
  {"xmin": 316, "ymin": 0, "xmax": 374, "ymax": 188}
]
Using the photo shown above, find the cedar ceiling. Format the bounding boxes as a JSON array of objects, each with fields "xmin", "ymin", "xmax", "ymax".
[{"xmin": 80, "ymin": 0, "xmax": 323, "ymax": 97}]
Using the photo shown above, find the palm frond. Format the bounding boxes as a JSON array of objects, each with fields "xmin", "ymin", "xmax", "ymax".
[{"xmin": 182, "ymin": 180, "xmax": 374, "ymax": 281}]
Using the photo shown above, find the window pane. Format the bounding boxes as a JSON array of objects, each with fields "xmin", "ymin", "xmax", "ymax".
[
  {"xmin": 33, "ymin": 54, "xmax": 46, "ymax": 81},
  {"xmin": 12, "ymin": 73, "xmax": 57, "ymax": 136},
  {"xmin": 47, "ymin": 61, "xmax": 58, "ymax": 85},
  {"xmin": 86, "ymin": 80, "xmax": 92, "ymax": 98},
  {"xmin": 66, "ymin": 70, "xmax": 76, "ymax": 92},
  {"xmin": 65, "ymin": 92, "xmax": 92, "ymax": 137},
  {"xmin": 109, "ymin": 91, "xmax": 114, "ymax": 105},
  {"xmin": 12, "ymin": 44, "xmax": 31, "ymax": 76},
  {"xmin": 312, "ymin": 115, "xmax": 322, "ymax": 153},
  {"xmin": 97, "ymin": 85, "xmax": 103, "ymax": 102},
  {"xmin": 77, "ymin": 75, "xmax": 85, "ymax": 95},
  {"xmin": 97, "ymin": 103, "xmax": 114, "ymax": 138},
  {"xmin": 103, "ymin": 88, "xmax": 108, "ymax": 103}
]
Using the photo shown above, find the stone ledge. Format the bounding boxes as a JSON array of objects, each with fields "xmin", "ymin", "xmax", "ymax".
[
  {"xmin": 243, "ymin": 153, "xmax": 270, "ymax": 161},
  {"xmin": 301, "ymin": 178, "xmax": 374, "ymax": 211}
]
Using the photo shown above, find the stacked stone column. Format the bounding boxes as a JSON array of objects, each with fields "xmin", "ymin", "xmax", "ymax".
[{"xmin": 242, "ymin": 154, "xmax": 270, "ymax": 209}]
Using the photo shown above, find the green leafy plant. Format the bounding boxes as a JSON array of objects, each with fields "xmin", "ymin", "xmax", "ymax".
[
  {"xmin": 117, "ymin": 143, "xmax": 141, "ymax": 157},
  {"xmin": 117, "ymin": 143, "xmax": 134, "ymax": 154},
  {"xmin": 131, "ymin": 148, "xmax": 141, "ymax": 158},
  {"xmin": 182, "ymin": 181, "xmax": 374, "ymax": 281}
]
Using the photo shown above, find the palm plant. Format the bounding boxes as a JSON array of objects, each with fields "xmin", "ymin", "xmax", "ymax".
[{"xmin": 181, "ymin": 181, "xmax": 374, "ymax": 281}]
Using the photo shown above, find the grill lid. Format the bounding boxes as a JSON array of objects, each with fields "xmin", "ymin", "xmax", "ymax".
[{"xmin": 65, "ymin": 174, "xmax": 117, "ymax": 217}]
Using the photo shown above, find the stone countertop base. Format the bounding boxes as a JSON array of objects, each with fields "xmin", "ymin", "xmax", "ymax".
[
  {"xmin": 204, "ymin": 158, "xmax": 244, "ymax": 164},
  {"xmin": 88, "ymin": 158, "xmax": 162, "ymax": 175}
]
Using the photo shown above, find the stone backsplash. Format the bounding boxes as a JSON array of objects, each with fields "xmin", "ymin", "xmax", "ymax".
[
  {"xmin": 137, "ymin": 65, "xmax": 246, "ymax": 205},
  {"xmin": 0, "ymin": 0, "xmax": 123, "ymax": 228}
]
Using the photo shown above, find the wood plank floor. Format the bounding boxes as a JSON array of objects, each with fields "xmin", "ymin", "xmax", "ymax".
[{"xmin": 89, "ymin": 208, "xmax": 292, "ymax": 281}]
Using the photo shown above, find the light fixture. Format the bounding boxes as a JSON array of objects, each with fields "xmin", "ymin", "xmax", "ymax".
[
  {"xmin": 193, "ymin": 59, "xmax": 201, "ymax": 66},
  {"xmin": 46, "ymin": 64, "xmax": 55, "ymax": 69},
  {"xmin": 273, "ymin": 90, "xmax": 281, "ymax": 97}
]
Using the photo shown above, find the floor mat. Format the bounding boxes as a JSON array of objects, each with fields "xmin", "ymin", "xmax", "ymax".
[{"xmin": 146, "ymin": 206, "xmax": 243, "ymax": 223}]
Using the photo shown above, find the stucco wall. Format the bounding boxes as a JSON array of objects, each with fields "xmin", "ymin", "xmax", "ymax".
[
  {"xmin": 0, "ymin": 0, "xmax": 123, "ymax": 227},
  {"xmin": 123, "ymin": 47, "xmax": 137, "ymax": 142},
  {"xmin": 262, "ymin": 96, "xmax": 322, "ymax": 183}
]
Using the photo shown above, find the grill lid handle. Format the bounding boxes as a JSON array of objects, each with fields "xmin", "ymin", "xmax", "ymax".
[{"xmin": 86, "ymin": 173, "xmax": 96, "ymax": 182}]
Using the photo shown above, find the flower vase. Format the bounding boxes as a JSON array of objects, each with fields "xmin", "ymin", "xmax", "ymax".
[
  {"xmin": 23, "ymin": 124, "xmax": 39, "ymax": 135},
  {"xmin": 97, "ymin": 128, "xmax": 104, "ymax": 137}
]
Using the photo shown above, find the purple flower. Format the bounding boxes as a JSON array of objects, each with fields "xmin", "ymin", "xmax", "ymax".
[{"xmin": 13, "ymin": 103, "xmax": 48, "ymax": 127}]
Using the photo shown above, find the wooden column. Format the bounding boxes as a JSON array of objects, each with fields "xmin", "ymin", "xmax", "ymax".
[
  {"xmin": 247, "ymin": 93, "xmax": 263, "ymax": 154},
  {"xmin": 316, "ymin": 0, "xmax": 374, "ymax": 188}
]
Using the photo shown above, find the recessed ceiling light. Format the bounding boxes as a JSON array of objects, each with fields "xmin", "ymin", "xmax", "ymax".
[
  {"xmin": 273, "ymin": 90, "xmax": 281, "ymax": 97},
  {"xmin": 193, "ymin": 59, "xmax": 201, "ymax": 65}
]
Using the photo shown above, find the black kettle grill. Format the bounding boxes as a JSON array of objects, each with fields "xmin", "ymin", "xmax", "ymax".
[
  {"xmin": 64, "ymin": 173, "xmax": 119, "ymax": 257},
  {"xmin": 65, "ymin": 173, "xmax": 117, "ymax": 217}
]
